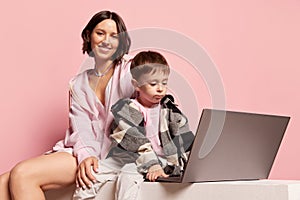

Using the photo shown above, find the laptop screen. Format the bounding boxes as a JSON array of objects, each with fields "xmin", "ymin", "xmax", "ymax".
[{"xmin": 182, "ymin": 109, "xmax": 290, "ymax": 183}]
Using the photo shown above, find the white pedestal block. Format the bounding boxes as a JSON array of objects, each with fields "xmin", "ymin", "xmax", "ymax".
[{"xmin": 45, "ymin": 180, "xmax": 300, "ymax": 200}]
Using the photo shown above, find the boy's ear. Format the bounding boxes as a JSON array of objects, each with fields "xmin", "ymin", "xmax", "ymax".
[{"xmin": 131, "ymin": 79, "xmax": 140, "ymax": 91}]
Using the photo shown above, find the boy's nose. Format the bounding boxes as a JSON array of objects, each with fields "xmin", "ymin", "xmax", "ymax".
[{"xmin": 157, "ymin": 84, "xmax": 163, "ymax": 91}]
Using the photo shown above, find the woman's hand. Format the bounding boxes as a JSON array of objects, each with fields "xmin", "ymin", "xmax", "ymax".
[
  {"xmin": 146, "ymin": 164, "xmax": 169, "ymax": 182},
  {"xmin": 76, "ymin": 156, "xmax": 99, "ymax": 189}
]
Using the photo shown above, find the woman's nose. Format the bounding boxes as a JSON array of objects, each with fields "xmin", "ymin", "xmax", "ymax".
[{"xmin": 103, "ymin": 34, "xmax": 110, "ymax": 44}]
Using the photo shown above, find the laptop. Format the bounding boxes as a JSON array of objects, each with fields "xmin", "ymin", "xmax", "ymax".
[{"xmin": 156, "ymin": 109, "xmax": 290, "ymax": 183}]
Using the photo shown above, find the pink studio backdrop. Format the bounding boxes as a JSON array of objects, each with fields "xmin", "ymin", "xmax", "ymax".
[{"xmin": 0, "ymin": 1, "xmax": 299, "ymax": 179}]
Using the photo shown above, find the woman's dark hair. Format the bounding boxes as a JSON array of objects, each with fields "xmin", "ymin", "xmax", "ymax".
[
  {"xmin": 130, "ymin": 51, "xmax": 170, "ymax": 81},
  {"xmin": 81, "ymin": 10, "xmax": 131, "ymax": 65}
]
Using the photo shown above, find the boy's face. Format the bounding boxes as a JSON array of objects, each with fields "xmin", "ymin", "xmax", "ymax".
[{"xmin": 134, "ymin": 72, "xmax": 169, "ymax": 108}]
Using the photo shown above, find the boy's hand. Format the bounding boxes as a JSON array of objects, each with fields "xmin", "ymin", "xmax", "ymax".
[{"xmin": 146, "ymin": 164, "xmax": 169, "ymax": 182}]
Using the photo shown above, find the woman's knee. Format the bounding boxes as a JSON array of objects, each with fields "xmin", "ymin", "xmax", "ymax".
[
  {"xmin": 0, "ymin": 172, "xmax": 10, "ymax": 186},
  {"xmin": 9, "ymin": 160, "xmax": 36, "ymax": 184},
  {"xmin": 9, "ymin": 163, "xmax": 26, "ymax": 183}
]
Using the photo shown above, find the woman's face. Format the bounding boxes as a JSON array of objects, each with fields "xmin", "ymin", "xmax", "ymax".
[{"xmin": 90, "ymin": 19, "xmax": 119, "ymax": 61}]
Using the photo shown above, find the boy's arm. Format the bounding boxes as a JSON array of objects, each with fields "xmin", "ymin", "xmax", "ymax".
[
  {"xmin": 146, "ymin": 164, "xmax": 168, "ymax": 181},
  {"xmin": 110, "ymin": 98, "xmax": 160, "ymax": 173}
]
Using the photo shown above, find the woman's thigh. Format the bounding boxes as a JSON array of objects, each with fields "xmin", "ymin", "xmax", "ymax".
[{"xmin": 12, "ymin": 152, "xmax": 77, "ymax": 190}]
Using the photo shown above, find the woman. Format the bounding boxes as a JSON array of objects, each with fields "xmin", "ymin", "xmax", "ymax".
[{"xmin": 0, "ymin": 10, "xmax": 133, "ymax": 200}]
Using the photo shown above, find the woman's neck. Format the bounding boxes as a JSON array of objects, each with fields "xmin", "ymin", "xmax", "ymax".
[{"xmin": 94, "ymin": 59, "xmax": 114, "ymax": 71}]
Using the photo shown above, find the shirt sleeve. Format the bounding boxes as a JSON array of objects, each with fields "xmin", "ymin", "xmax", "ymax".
[
  {"xmin": 65, "ymin": 92, "xmax": 101, "ymax": 164},
  {"xmin": 119, "ymin": 55, "xmax": 135, "ymax": 98},
  {"xmin": 110, "ymin": 98, "xmax": 160, "ymax": 173}
]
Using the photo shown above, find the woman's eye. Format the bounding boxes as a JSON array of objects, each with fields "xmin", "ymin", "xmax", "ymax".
[
  {"xmin": 111, "ymin": 35, "xmax": 119, "ymax": 39},
  {"xmin": 96, "ymin": 32, "xmax": 104, "ymax": 36}
]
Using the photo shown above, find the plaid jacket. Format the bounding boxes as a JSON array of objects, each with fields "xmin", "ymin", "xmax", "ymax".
[{"xmin": 110, "ymin": 95, "xmax": 194, "ymax": 175}]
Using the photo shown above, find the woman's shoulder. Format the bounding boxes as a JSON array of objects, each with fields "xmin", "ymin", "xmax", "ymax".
[
  {"xmin": 118, "ymin": 54, "xmax": 133, "ymax": 69},
  {"xmin": 121, "ymin": 54, "xmax": 133, "ymax": 63},
  {"xmin": 69, "ymin": 70, "xmax": 90, "ymax": 92}
]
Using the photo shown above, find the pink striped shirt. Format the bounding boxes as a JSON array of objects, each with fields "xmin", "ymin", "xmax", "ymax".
[{"xmin": 52, "ymin": 56, "xmax": 134, "ymax": 164}]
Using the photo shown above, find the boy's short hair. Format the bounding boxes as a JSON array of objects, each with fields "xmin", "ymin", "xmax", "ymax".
[{"xmin": 130, "ymin": 51, "xmax": 170, "ymax": 81}]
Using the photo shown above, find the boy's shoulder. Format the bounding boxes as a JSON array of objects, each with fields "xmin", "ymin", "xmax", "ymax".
[
  {"xmin": 111, "ymin": 98, "xmax": 144, "ymax": 125},
  {"xmin": 160, "ymin": 94, "xmax": 182, "ymax": 113},
  {"xmin": 111, "ymin": 98, "xmax": 140, "ymax": 114},
  {"xmin": 161, "ymin": 94, "xmax": 175, "ymax": 104}
]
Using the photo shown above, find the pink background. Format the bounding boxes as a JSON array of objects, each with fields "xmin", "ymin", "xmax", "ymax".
[{"xmin": 0, "ymin": 1, "xmax": 299, "ymax": 179}]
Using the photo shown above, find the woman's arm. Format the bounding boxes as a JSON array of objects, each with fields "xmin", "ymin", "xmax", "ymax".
[
  {"xmin": 66, "ymin": 93, "xmax": 101, "ymax": 164},
  {"xmin": 65, "ymin": 91, "xmax": 101, "ymax": 188}
]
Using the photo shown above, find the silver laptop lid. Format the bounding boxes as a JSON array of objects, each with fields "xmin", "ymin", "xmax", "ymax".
[{"xmin": 182, "ymin": 109, "xmax": 290, "ymax": 183}]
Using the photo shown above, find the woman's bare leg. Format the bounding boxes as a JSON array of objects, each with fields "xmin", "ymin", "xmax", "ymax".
[
  {"xmin": 9, "ymin": 152, "xmax": 77, "ymax": 200},
  {"xmin": 0, "ymin": 172, "xmax": 11, "ymax": 200}
]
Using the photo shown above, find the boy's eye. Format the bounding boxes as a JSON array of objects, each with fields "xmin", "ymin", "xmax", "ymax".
[
  {"xmin": 149, "ymin": 82, "xmax": 157, "ymax": 86},
  {"xmin": 150, "ymin": 83, "xmax": 157, "ymax": 86}
]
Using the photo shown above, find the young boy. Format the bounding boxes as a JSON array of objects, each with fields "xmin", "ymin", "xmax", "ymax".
[{"xmin": 73, "ymin": 51, "xmax": 194, "ymax": 200}]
